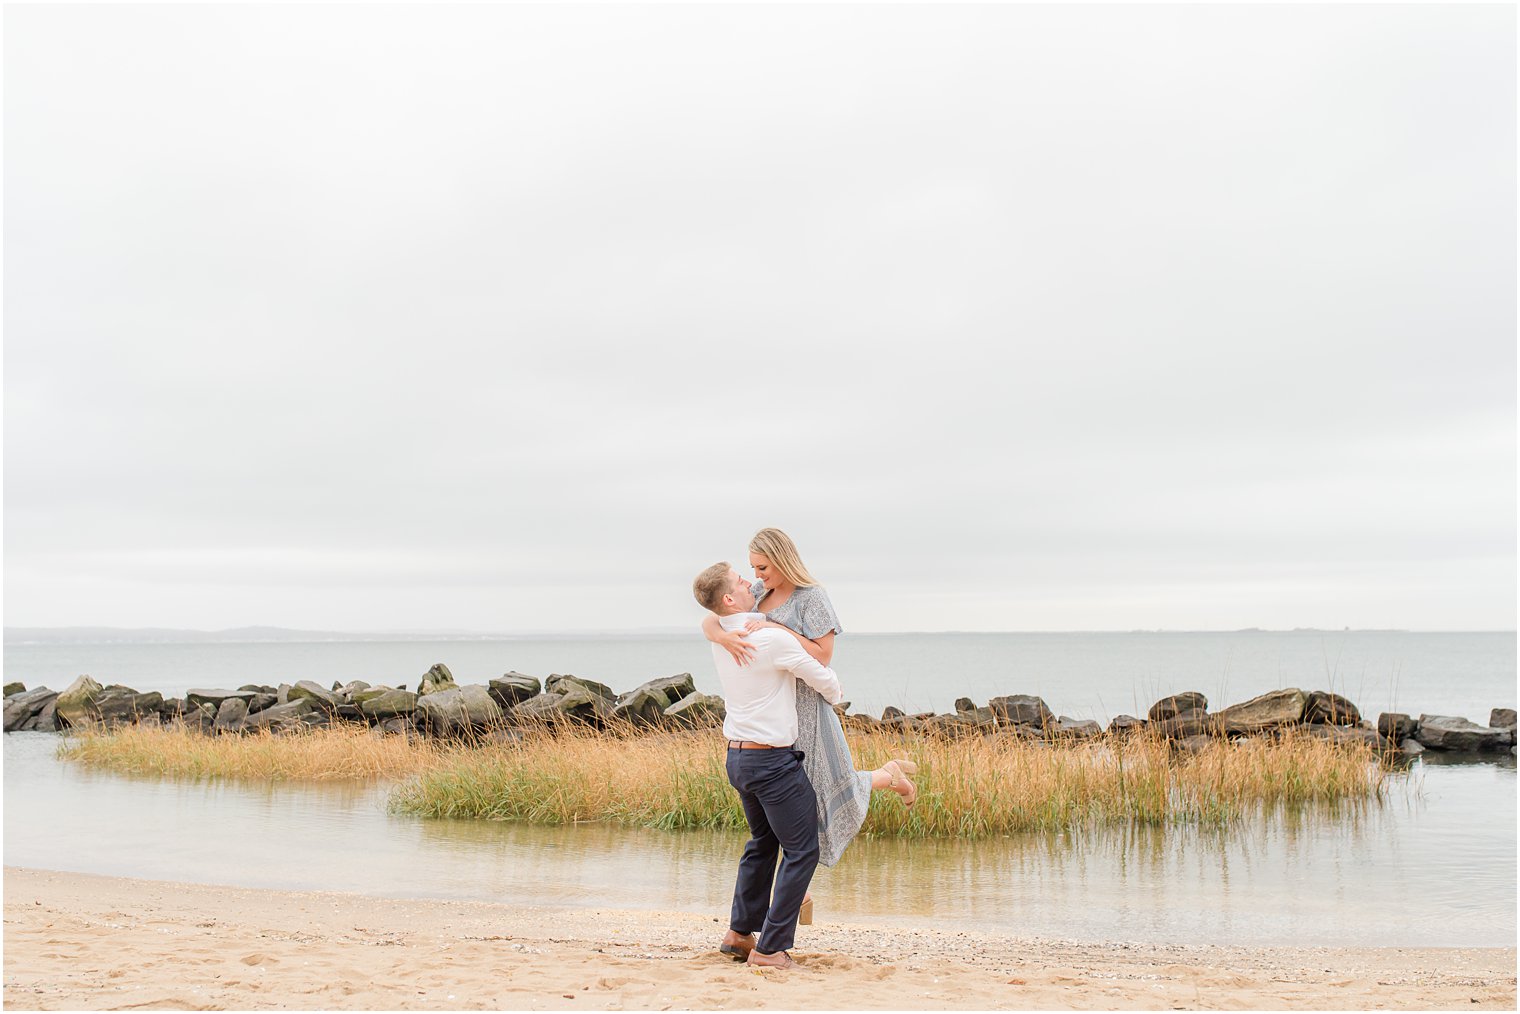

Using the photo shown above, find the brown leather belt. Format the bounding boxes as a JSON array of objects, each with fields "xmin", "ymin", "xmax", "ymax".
[{"xmin": 727, "ymin": 740, "xmax": 790, "ymax": 750}]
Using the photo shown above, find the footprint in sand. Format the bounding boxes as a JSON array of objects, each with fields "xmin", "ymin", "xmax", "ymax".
[
  {"xmin": 804, "ymin": 955, "xmax": 863, "ymax": 971},
  {"xmin": 240, "ymin": 952, "xmax": 280, "ymax": 966}
]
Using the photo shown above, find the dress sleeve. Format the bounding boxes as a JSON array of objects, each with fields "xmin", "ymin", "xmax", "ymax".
[{"xmin": 794, "ymin": 586, "xmax": 844, "ymax": 639}]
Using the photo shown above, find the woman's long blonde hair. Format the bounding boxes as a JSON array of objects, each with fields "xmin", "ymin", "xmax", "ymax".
[{"xmin": 748, "ymin": 528, "xmax": 818, "ymax": 588}]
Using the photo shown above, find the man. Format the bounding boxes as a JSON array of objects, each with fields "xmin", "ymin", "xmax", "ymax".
[{"xmin": 692, "ymin": 561, "xmax": 844, "ymax": 970}]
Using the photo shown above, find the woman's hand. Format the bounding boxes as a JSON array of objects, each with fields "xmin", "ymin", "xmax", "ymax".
[
  {"xmin": 717, "ymin": 629, "xmax": 757, "ymax": 666},
  {"xmin": 742, "ymin": 619, "xmax": 783, "ymax": 633}
]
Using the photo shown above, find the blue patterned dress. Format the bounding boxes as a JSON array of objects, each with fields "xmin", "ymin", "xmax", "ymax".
[{"xmin": 752, "ymin": 581, "xmax": 871, "ymax": 868}]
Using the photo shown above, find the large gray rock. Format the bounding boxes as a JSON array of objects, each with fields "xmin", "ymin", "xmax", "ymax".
[
  {"xmin": 612, "ymin": 686, "xmax": 673, "ymax": 727},
  {"xmin": 1153, "ymin": 709, "xmax": 1217, "ymax": 740},
  {"xmin": 356, "ymin": 688, "xmax": 418, "ymax": 719},
  {"xmin": 642, "ymin": 673, "xmax": 696, "ymax": 703},
  {"xmin": 663, "ymin": 692, "xmax": 726, "ymax": 728},
  {"xmin": 247, "ymin": 692, "xmax": 278, "ymax": 715},
  {"xmin": 1108, "ymin": 714, "xmax": 1146, "ymax": 735},
  {"xmin": 611, "ymin": 675, "xmax": 696, "ymax": 728},
  {"xmin": 1490, "ymin": 708, "xmax": 1517, "ymax": 729},
  {"xmin": 416, "ymin": 685, "xmax": 503, "ymax": 735},
  {"xmin": 1054, "ymin": 717, "xmax": 1102, "ymax": 740},
  {"xmin": 1305, "ymin": 725, "xmax": 1383, "ymax": 750},
  {"xmin": 1149, "ymin": 692, "xmax": 1208, "ymax": 723},
  {"xmin": 487, "ymin": 672, "xmax": 541, "ymax": 707},
  {"xmin": 879, "ymin": 714, "xmax": 927, "ymax": 734},
  {"xmin": 415, "ymin": 687, "xmax": 468, "ymax": 734},
  {"xmin": 1304, "ymin": 691, "xmax": 1361, "ymax": 726},
  {"xmin": 54, "ymin": 676, "xmax": 105, "ymax": 728},
  {"xmin": 241, "ymin": 698, "xmax": 316, "ymax": 732},
  {"xmin": 92, "ymin": 687, "xmax": 164, "ymax": 727},
  {"xmin": 4, "ymin": 682, "xmax": 25, "ymax": 698},
  {"xmin": 3, "ymin": 687, "xmax": 57, "ymax": 732},
  {"xmin": 186, "ymin": 688, "xmax": 256, "ymax": 713},
  {"xmin": 544, "ymin": 674, "xmax": 615, "ymax": 701},
  {"xmin": 176, "ymin": 705, "xmax": 215, "ymax": 735},
  {"xmin": 417, "ymin": 664, "xmax": 457, "ymax": 697},
  {"xmin": 1216, "ymin": 688, "xmax": 1306, "ymax": 733},
  {"xmin": 288, "ymin": 680, "xmax": 343, "ymax": 712},
  {"xmin": 30, "ymin": 698, "xmax": 59, "ymax": 733},
  {"xmin": 1379, "ymin": 713, "xmax": 1417, "ymax": 741},
  {"xmin": 1416, "ymin": 715, "xmax": 1511, "ymax": 752},
  {"xmin": 293, "ymin": 710, "xmax": 331, "ymax": 732},
  {"xmin": 960, "ymin": 706, "xmax": 998, "ymax": 730},
  {"xmin": 214, "ymin": 698, "xmax": 249, "ymax": 731},
  {"xmin": 377, "ymin": 717, "xmax": 416, "ymax": 737},
  {"xmin": 334, "ymin": 680, "xmax": 371, "ymax": 700},
  {"xmin": 557, "ymin": 687, "xmax": 613, "ymax": 725},
  {"xmin": 52, "ymin": 679, "xmax": 161, "ymax": 729},
  {"xmin": 457, "ymin": 685, "xmax": 504, "ymax": 728},
  {"xmin": 921, "ymin": 712, "xmax": 976, "ymax": 738},
  {"xmin": 511, "ymin": 692, "xmax": 569, "ymax": 723},
  {"xmin": 954, "ymin": 697, "xmax": 978, "ymax": 713},
  {"xmin": 1177, "ymin": 734, "xmax": 1215, "ymax": 754},
  {"xmin": 1398, "ymin": 737, "xmax": 1425, "ymax": 755},
  {"xmin": 988, "ymin": 694, "xmax": 1055, "ymax": 728}
]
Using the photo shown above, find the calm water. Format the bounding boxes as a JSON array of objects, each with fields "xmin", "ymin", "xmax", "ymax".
[
  {"xmin": 3, "ymin": 632, "xmax": 1515, "ymax": 948},
  {"xmin": 4, "ymin": 630, "xmax": 1515, "ymax": 722},
  {"xmin": 3, "ymin": 733, "xmax": 1513, "ymax": 947}
]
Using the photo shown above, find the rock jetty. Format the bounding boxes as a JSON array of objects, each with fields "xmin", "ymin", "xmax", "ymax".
[{"xmin": 2, "ymin": 672, "xmax": 1515, "ymax": 758}]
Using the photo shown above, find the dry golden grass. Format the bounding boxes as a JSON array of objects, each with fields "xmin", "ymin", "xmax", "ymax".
[
  {"xmin": 59, "ymin": 722, "xmax": 445, "ymax": 780},
  {"xmin": 60, "ymin": 722, "xmax": 1389, "ymax": 836}
]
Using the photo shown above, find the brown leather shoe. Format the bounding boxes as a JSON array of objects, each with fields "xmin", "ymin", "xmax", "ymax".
[
  {"xmin": 719, "ymin": 930, "xmax": 755, "ymax": 961},
  {"xmin": 746, "ymin": 949, "xmax": 797, "ymax": 969}
]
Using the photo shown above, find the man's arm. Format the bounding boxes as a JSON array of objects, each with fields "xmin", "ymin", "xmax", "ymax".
[
  {"xmin": 769, "ymin": 635, "xmax": 843, "ymax": 705},
  {"xmin": 753, "ymin": 622, "xmax": 834, "ymax": 666}
]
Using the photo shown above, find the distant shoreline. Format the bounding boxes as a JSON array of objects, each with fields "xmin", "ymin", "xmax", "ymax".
[{"xmin": 8, "ymin": 626, "xmax": 1513, "ymax": 647}]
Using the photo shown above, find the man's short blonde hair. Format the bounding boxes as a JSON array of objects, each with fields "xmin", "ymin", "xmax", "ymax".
[{"xmin": 692, "ymin": 561, "xmax": 733, "ymax": 612}]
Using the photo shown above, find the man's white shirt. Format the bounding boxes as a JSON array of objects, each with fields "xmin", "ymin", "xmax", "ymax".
[{"xmin": 712, "ymin": 612, "xmax": 843, "ymax": 746}]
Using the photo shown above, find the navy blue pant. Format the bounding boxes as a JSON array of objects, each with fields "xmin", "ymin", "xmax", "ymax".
[{"xmin": 725, "ymin": 746, "xmax": 819, "ymax": 955}]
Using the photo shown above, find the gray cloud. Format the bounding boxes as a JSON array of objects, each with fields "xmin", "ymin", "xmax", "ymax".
[{"xmin": 5, "ymin": 4, "xmax": 1514, "ymax": 631}]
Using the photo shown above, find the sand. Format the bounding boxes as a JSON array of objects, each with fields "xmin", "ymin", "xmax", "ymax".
[{"xmin": 3, "ymin": 867, "xmax": 1514, "ymax": 1011}]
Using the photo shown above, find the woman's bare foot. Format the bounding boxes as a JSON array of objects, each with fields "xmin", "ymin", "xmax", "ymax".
[
  {"xmin": 881, "ymin": 759, "xmax": 917, "ymax": 808},
  {"xmin": 747, "ymin": 949, "xmax": 797, "ymax": 969}
]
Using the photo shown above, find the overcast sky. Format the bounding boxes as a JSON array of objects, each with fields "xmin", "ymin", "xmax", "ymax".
[{"xmin": 5, "ymin": 4, "xmax": 1514, "ymax": 633}]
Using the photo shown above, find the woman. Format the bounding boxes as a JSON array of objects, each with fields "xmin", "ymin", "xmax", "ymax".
[{"xmin": 701, "ymin": 528, "xmax": 916, "ymax": 878}]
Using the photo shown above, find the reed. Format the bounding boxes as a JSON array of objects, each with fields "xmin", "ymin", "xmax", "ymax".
[
  {"xmin": 60, "ymin": 723, "xmax": 1390, "ymax": 836},
  {"xmin": 59, "ymin": 723, "xmax": 444, "ymax": 780},
  {"xmin": 388, "ymin": 726, "xmax": 1389, "ymax": 836}
]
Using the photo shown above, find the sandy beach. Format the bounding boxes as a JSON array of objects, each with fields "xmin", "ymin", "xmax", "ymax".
[{"xmin": 3, "ymin": 867, "xmax": 1513, "ymax": 1011}]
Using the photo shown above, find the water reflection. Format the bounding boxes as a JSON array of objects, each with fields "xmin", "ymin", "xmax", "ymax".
[{"xmin": 4, "ymin": 733, "xmax": 1513, "ymax": 948}]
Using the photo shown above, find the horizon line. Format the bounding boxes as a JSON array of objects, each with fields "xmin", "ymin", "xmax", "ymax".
[{"xmin": 5, "ymin": 624, "xmax": 1516, "ymax": 639}]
